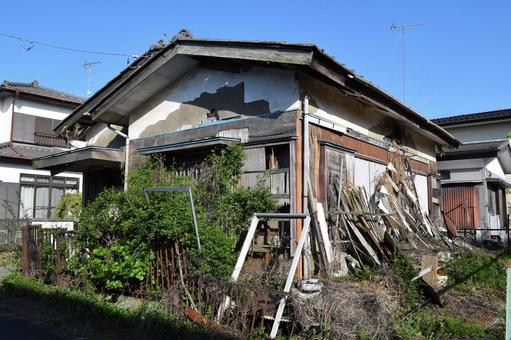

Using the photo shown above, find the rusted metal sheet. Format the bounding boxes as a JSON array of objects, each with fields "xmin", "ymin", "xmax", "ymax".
[{"xmin": 441, "ymin": 184, "xmax": 480, "ymax": 229}]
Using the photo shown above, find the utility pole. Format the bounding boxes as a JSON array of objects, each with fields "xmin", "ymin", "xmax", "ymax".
[{"xmin": 391, "ymin": 22, "xmax": 423, "ymax": 102}]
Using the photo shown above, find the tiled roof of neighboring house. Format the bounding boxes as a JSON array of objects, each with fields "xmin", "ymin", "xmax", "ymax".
[
  {"xmin": 0, "ymin": 142, "xmax": 67, "ymax": 161},
  {"xmin": 432, "ymin": 108, "xmax": 511, "ymax": 126},
  {"xmin": 0, "ymin": 80, "xmax": 84, "ymax": 104}
]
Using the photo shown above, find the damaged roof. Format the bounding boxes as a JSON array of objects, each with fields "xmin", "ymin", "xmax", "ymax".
[
  {"xmin": 1, "ymin": 80, "xmax": 84, "ymax": 105},
  {"xmin": 54, "ymin": 30, "xmax": 458, "ymax": 147},
  {"xmin": 432, "ymin": 108, "xmax": 511, "ymax": 127}
]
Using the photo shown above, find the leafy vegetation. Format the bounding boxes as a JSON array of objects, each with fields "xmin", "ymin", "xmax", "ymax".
[
  {"xmin": 445, "ymin": 250, "xmax": 507, "ymax": 293},
  {"xmin": 392, "ymin": 250, "xmax": 424, "ymax": 307},
  {"xmin": 55, "ymin": 192, "xmax": 82, "ymax": 221},
  {"xmin": 73, "ymin": 144, "xmax": 276, "ymax": 292},
  {"xmin": 393, "ymin": 308, "xmax": 489, "ymax": 339}
]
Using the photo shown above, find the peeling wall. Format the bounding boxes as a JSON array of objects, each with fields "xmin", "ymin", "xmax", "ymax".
[
  {"xmin": 128, "ymin": 66, "xmax": 300, "ymax": 139},
  {"xmin": 298, "ymin": 74, "xmax": 437, "ymax": 161}
]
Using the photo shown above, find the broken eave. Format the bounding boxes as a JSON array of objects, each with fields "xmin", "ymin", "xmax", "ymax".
[
  {"xmin": 137, "ymin": 136, "xmax": 240, "ymax": 155},
  {"xmin": 33, "ymin": 146, "xmax": 124, "ymax": 174}
]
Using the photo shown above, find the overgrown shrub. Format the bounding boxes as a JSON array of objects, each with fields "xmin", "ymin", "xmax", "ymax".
[
  {"xmin": 73, "ymin": 144, "xmax": 276, "ymax": 292},
  {"xmin": 55, "ymin": 192, "xmax": 82, "ymax": 221}
]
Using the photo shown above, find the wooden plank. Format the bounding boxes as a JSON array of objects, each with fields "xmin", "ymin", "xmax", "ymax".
[
  {"xmin": 270, "ymin": 216, "xmax": 311, "ymax": 339},
  {"xmin": 178, "ymin": 44, "xmax": 313, "ymax": 65},
  {"xmin": 421, "ymin": 255, "xmax": 438, "ymax": 287},
  {"xmin": 316, "ymin": 203, "xmax": 333, "ymax": 263}
]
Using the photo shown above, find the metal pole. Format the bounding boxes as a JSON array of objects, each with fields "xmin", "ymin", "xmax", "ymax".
[{"xmin": 188, "ymin": 187, "xmax": 201, "ymax": 250}]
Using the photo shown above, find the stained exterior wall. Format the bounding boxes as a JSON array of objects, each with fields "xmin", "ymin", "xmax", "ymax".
[
  {"xmin": 298, "ymin": 74, "xmax": 438, "ymax": 161},
  {"xmin": 128, "ymin": 66, "xmax": 300, "ymax": 140}
]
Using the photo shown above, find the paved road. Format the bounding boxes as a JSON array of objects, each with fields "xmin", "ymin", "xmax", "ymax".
[
  {"xmin": 0, "ymin": 315, "xmax": 67, "ymax": 340},
  {"xmin": 0, "ymin": 266, "xmax": 68, "ymax": 339}
]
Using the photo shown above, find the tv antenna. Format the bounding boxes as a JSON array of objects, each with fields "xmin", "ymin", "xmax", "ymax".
[
  {"xmin": 83, "ymin": 60, "xmax": 101, "ymax": 97},
  {"xmin": 391, "ymin": 22, "xmax": 423, "ymax": 102}
]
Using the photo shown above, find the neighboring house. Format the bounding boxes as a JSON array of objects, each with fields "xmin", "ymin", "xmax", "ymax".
[
  {"xmin": 34, "ymin": 32, "xmax": 458, "ymax": 252},
  {"xmin": 0, "ymin": 81, "xmax": 83, "ymax": 239},
  {"xmin": 433, "ymin": 109, "xmax": 511, "ymax": 232}
]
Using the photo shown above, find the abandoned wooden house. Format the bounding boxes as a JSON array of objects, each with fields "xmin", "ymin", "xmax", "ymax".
[{"xmin": 33, "ymin": 31, "xmax": 459, "ymax": 271}]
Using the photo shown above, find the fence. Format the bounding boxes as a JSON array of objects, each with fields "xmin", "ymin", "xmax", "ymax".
[
  {"xmin": 21, "ymin": 224, "xmax": 74, "ymax": 279},
  {"xmin": 20, "ymin": 226, "xmax": 295, "ymax": 337},
  {"xmin": 457, "ymin": 228, "xmax": 511, "ymax": 245}
]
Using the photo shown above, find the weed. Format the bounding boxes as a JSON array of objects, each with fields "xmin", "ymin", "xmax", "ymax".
[
  {"xmin": 393, "ymin": 308, "xmax": 491, "ymax": 339},
  {"xmin": 445, "ymin": 250, "xmax": 507, "ymax": 294}
]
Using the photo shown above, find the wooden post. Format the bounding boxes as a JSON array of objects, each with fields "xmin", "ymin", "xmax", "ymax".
[{"xmin": 21, "ymin": 223, "xmax": 29, "ymax": 276}]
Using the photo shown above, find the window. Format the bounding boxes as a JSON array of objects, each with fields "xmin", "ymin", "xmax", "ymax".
[{"xmin": 19, "ymin": 174, "xmax": 79, "ymax": 220}]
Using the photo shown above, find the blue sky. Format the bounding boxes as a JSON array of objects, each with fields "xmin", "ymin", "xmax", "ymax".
[{"xmin": 0, "ymin": 1, "xmax": 509, "ymax": 119}]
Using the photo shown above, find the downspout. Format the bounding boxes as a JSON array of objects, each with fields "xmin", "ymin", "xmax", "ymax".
[
  {"xmin": 10, "ymin": 90, "xmax": 20, "ymax": 146},
  {"xmin": 107, "ymin": 125, "xmax": 129, "ymax": 191},
  {"xmin": 302, "ymin": 95, "xmax": 310, "ymax": 279}
]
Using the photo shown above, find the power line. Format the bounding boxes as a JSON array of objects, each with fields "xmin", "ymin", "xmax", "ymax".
[{"xmin": 0, "ymin": 31, "xmax": 138, "ymax": 58}]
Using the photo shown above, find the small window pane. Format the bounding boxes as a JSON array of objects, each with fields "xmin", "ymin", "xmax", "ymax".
[
  {"xmin": 50, "ymin": 187, "xmax": 65, "ymax": 218},
  {"xmin": 66, "ymin": 178, "xmax": 78, "ymax": 186},
  {"xmin": 20, "ymin": 175, "xmax": 35, "ymax": 182},
  {"xmin": 36, "ymin": 177, "xmax": 50, "ymax": 184},
  {"xmin": 19, "ymin": 185, "xmax": 35, "ymax": 218},
  {"xmin": 34, "ymin": 187, "xmax": 49, "ymax": 219},
  {"xmin": 52, "ymin": 178, "xmax": 65, "ymax": 185}
]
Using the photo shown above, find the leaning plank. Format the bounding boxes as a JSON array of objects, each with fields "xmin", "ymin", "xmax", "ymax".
[
  {"xmin": 316, "ymin": 203, "xmax": 333, "ymax": 263},
  {"xmin": 270, "ymin": 216, "xmax": 311, "ymax": 339}
]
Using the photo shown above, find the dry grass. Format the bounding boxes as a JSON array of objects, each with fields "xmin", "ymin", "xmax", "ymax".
[{"xmin": 291, "ymin": 279, "xmax": 398, "ymax": 339}]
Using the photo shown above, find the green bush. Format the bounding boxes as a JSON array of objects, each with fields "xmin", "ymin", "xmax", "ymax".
[
  {"xmin": 73, "ymin": 144, "xmax": 276, "ymax": 292},
  {"xmin": 55, "ymin": 192, "xmax": 82, "ymax": 221}
]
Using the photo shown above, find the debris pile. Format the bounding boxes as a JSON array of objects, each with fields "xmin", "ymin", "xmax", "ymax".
[{"xmin": 327, "ymin": 150, "xmax": 450, "ymax": 272}]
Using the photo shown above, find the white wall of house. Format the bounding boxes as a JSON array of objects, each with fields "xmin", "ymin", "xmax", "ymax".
[
  {"xmin": 0, "ymin": 97, "xmax": 13, "ymax": 144},
  {"xmin": 128, "ymin": 66, "xmax": 300, "ymax": 139},
  {"xmin": 445, "ymin": 121, "xmax": 511, "ymax": 143},
  {"xmin": 0, "ymin": 96, "xmax": 76, "ymax": 144}
]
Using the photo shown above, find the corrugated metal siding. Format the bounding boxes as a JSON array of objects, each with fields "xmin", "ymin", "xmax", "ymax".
[{"xmin": 442, "ymin": 184, "xmax": 480, "ymax": 229}]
